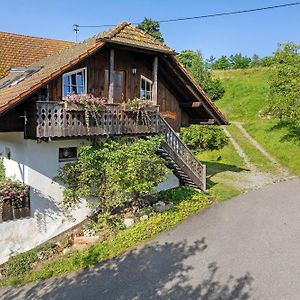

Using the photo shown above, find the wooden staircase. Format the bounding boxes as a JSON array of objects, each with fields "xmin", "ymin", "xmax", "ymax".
[{"xmin": 157, "ymin": 115, "xmax": 206, "ymax": 191}]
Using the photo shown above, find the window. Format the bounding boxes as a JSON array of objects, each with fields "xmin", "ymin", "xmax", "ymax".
[
  {"xmin": 62, "ymin": 68, "xmax": 87, "ymax": 97},
  {"xmin": 140, "ymin": 75, "xmax": 152, "ymax": 100},
  {"xmin": 59, "ymin": 147, "xmax": 78, "ymax": 162},
  {"xmin": 0, "ymin": 66, "xmax": 42, "ymax": 90}
]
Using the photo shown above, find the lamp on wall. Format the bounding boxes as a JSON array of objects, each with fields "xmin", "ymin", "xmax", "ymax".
[{"xmin": 132, "ymin": 67, "xmax": 137, "ymax": 75}]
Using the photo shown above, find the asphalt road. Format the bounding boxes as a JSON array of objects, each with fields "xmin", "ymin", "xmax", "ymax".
[{"xmin": 1, "ymin": 178, "xmax": 300, "ymax": 300}]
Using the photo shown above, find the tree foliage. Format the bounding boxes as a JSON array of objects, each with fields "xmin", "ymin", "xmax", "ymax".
[
  {"xmin": 268, "ymin": 42, "xmax": 300, "ymax": 124},
  {"xmin": 181, "ymin": 125, "xmax": 228, "ymax": 152},
  {"xmin": 57, "ymin": 137, "xmax": 168, "ymax": 212},
  {"xmin": 138, "ymin": 18, "xmax": 164, "ymax": 43},
  {"xmin": 178, "ymin": 50, "xmax": 225, "ymax": 101}
]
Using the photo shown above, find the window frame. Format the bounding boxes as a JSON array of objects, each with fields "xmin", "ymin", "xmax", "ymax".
[
  {"xmin": 62, "ymin": 67, "xmax": 87, "ymax": 97},
  {"xmin": 58, "ymin": 147, "xmax": 78, "ymax": 163},
  {"xmin": 140, "ymin": 75, "xmax": 153, "ymax": 100}
]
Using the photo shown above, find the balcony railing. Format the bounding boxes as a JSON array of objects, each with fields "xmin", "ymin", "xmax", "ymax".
[{"xmin": 25, "ymin": 101, "xmax": 160, "ymax": 139}]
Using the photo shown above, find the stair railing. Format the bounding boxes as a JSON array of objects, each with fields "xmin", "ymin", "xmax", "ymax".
[{"xmin": 157, "ymin": 115, "xmax": 206, "ymax": 191}]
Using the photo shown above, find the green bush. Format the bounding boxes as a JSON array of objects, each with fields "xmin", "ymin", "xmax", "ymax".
[
  {"xmin": 1, "ymin": 242, "xmax": 57, "ymax": 278},
  {"xmin": 2, "ymin": 250, "xmax": 39, "ymax": 277},
  {"xmin": 181, "ymin": 125, "xmax": 228, "ymax": 152},
  {"xmin": 0, "ymin": 158, "xmax": 5, "ymax": 182}
]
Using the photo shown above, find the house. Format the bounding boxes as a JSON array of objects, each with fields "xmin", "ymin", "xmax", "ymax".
[{"xmin": 0, "ymin": 22, "xmax": 227, "ymax": 262}]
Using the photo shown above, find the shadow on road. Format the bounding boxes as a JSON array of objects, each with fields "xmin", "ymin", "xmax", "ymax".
[{"xmin": 2, "ymin": 239, "xmax": 254, "ymax": 300}]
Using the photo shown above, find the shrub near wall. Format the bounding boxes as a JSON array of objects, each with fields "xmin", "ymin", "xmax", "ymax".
[{"xmin": 181, "ymin": 125, "xmax": 228, "ymax": 152}]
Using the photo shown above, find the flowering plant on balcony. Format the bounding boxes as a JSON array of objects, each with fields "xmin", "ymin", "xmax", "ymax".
[
  {"xmin": 121, "ymin": 98, "xmax": 156, "ymax": 112},
  {"xmin": 62, "ymin": 93, "xmax": 107, "ymax": 112},
  {"xmin": 0, "ymin": 179, "xmax": 30, "ymax": 209},
  {"xmin": 121, "ymin": 98, "xmax": 158, "ymax": 126}
]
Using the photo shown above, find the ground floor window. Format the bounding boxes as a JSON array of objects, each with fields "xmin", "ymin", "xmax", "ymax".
[{"xmin": 59, "ymin": 147, "xmax": 78, "ymax": 162}]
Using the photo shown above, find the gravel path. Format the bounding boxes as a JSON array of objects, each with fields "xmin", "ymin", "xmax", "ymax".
[{"xmin": 222, "ymin": 125, "xmax": 292, "ymax": 190}]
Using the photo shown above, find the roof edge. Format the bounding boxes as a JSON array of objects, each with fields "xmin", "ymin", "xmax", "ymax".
[{"xmin": 170, "ymin": 55, "xmax": 229, "ymax": 125}]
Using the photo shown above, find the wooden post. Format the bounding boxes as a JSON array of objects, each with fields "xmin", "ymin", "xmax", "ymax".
[
  {"xmin": 108, "ymin": 48, "xmax": 114, "ymax": 104},
  {"xmin": 152, "ymin": 56, "xmax": 158, "ymax": 104}
]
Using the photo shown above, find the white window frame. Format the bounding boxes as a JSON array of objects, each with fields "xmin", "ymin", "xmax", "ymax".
[
  {"xmin": 62, "ymin": 67, "xmax": 87, "ymax": 97},
  {"xmin": 140, "ymin": 75, "xmax": 153, "ymax": 100}
]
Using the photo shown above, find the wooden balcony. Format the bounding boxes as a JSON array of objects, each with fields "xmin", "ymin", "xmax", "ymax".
[{"xmin": 25, "ymin": 101, "xmax": 160, "ymax": 139}]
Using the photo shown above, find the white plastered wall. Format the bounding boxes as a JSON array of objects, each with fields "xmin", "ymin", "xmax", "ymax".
[
  {"xmin": 0, "ymin": 132, "xmax": 91, "ymax": 263},
  {"xmin": 0, "ymin": 132, "xmax": 179, "ymax": 264}
]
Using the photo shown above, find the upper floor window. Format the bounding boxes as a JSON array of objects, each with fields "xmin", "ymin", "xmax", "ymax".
[
  {"xmin": 62, "ymin": 67, "xmax": 87, "ymax": 97},
  {"xmin": 140, "ymin": 75, "xmax": 152, "ymax": 100}
]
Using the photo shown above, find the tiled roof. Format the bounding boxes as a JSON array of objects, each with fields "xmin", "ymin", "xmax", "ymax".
[
  {"xmin": 0, "ymin": 32, "xmax": 74, "ymax": 77},
  {"xmin": 0, "ymin": 22, "xmax": 176, "ymax": 112},
  {"xmin": 98, "ymin": 23, "xmax": 174, "ymax": 54}
]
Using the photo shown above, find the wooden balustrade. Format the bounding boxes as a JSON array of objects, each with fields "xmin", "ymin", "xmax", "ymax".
[
  {"xmin": 157, "ymin": 116, "xmax": 206, "ymax": 191},
  {"xmin": 25, "ymin": 101, "xmax": 160, "ymax": 139}
]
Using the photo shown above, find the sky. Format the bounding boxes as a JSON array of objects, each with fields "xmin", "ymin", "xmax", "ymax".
[{"xmin": 1, "ymin": 0, "xmax": 300, "ymax": 58}]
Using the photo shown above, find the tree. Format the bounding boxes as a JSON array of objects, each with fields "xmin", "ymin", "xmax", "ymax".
[
  {"xmin": 178, "ymin": 50, "xmax": 225, "ymax": 101},
  {"xmin": 268, "ymin": 42, "xmax": 300, "ymax": 124},
  {"xmin": 138, "ymin": 18, "xmax": 164, "ymax": 43},
  {"xmin": 250, "ymin": 54, "xmax": 261, "ymax": 68},
  {"xmin": 211, "ymin": 56, "xmax": 231, "ymax": 70},
  {"xmin": 229, "ymin": 53, "xmax": 251, "ymax": 69},
  {"xmin": 57, "ymin": 136, "xmax": 168, "ymax": 212}
]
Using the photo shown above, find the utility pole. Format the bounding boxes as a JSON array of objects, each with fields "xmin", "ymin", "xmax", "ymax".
[{"xmin": 73, "ymin": 24, "xmax": 79, "ymax": 42}]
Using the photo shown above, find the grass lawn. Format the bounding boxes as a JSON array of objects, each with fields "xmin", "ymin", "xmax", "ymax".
[
  {"xmin": 214, "ymin": 67, "xmax": 300, "ymax": 174},
  {"xmin": 244, "ymin": 120, "xmax": 300, "ymax": 174},
  {"xmin": 197, "ymin": 139, "xmax": 245, "ymax": 199},
  {"xmin": 226, "ymin": 124, "xmax": 279, "ymax": 174}
]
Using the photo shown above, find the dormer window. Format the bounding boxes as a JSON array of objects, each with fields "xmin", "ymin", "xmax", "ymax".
[
  {"xmin": 0, "ymin": 66, "xmax": 42, "ymax": 90},
  {"xmin": 140, "ymin": 75, "xmax": 152, "ymax": 100},
  {"xmin": 62, "ymin": 67, "xmax": 87, "ymax": 97}
]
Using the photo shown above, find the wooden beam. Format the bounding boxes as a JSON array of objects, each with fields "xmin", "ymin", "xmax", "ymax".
[
  {"xmin": 190, "ymin": 118, "xmax": 216, "ymax": 125},
  {"xmin": 162, "ymin": 58, "xmax": 221, "ymax": 124},
  {"xmin": 152, "ymin": 56, "xmax": 158, "ymax": 104},
  {"xmin": 180, "ymin": 102, "xmax": 202, "ymax": 108},
  {"xmin": 108, "ymin": 48, "xmax": 114, "ymax": 104}
]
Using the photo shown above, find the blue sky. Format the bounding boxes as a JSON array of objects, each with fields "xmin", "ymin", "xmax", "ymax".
[{"xmin": 1, "ymin": 0, "xmax": 300, "ymax": 58}]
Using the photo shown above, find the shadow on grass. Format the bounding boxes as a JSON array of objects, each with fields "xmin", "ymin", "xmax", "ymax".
[
  {"xmin": 268, "ymin": 121, "xmax": 300, "ymax": 144},
  {"xmin": 203, "ymin": 161, "xmax": 248, "ymax": 189},
  {"xmin": 1, "ymin": 239, "xmax": 254, "ymax": 300}
]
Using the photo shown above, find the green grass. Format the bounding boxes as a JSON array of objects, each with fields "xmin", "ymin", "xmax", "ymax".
[
  {"xmin": 244, "ymin": 120, "xmax": 300, "ymax": 174},
  {"xmin": 227, "ymin": 124, "xmax": 279, "ymax": 174},
  {"xmin": 197, "ymin": 139, "xmax": 245, "ymax": 198},
  {"xmin": 214, "ymin": 67, "xmax": 300, "ymax": 174},
  {"xmin": 0, "ymin": 186, "xmax": 236, "ymax": 287},
  {"xmin": 214, "ymin": 68, "xmax": 270, "ymax": 121}
]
